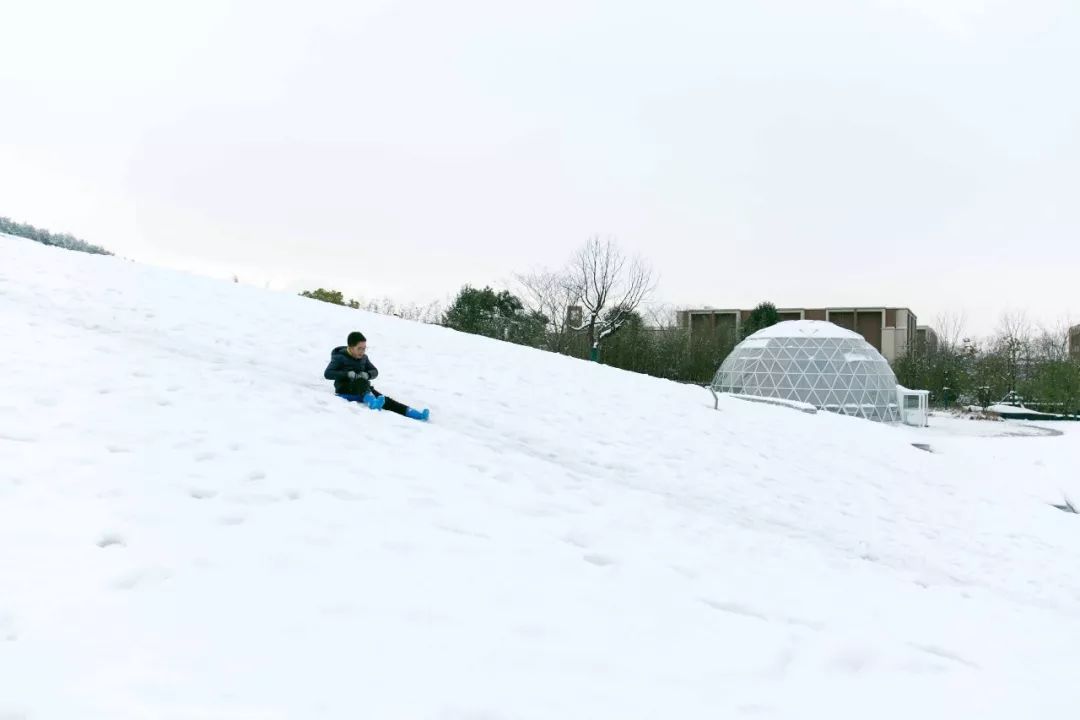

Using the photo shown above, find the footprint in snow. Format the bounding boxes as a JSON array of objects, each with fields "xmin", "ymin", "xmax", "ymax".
[
  {"xmin": 562, "ymin": 533, "xmax": 590, "ymax": 549},
  {"xmin": 0, "ymin": 432, "xmax": 37, "ymax": 444},
  {"xmin": 0, "ymin": 612, "xmax": 15, "ymax": 642},
  {"xmin": 320, "ymin": 488, "xmax": 369, "ymax": 501},
  {"xmin": 319, "ymin": 603, "xmax": 357, "ymax": 617},
  {"xmin": 435, "ymin": 523, "xmax": 491, "ymax": 540},
  {"xmin": 381, "ymin": 540, "xmax": 416, "ymax": 555},
  {"xmin": 829, "ymin": 645, "xmax": 879, "ymax": 674},
  {"xmin": 111, "ymin": 567, "xmax": 172, "ymax": 590},
  {"xmin": 700, "ymin": 598, "xmax": 769, "ymax": 621},
  {"xmin": 583, "ymin": 553, "xmax": 616, "ymax": 567},
  {"xmin": 218, "ymin": 515, "xmax": 246, "ymax": 526},
  {"xmin": 908, "ymin": 643, "xmax": 980, "ymax": 669},
  {"xmin": 436, "ymin": 706, "xmax": 508, "ymax": 720},
  {"xmin": 785, "ymin": 616, "xmax": 826, "ymax": 632},
  {"xmin": 226, "ymin": 493, "xmax": 279, "ymax": 506},
  {"xmin": 96, "ymin": 533, "xmax": 126, "ymax": 549},
  {"xmin": 669, "ymin": 564, "xmax": 698, "ymax": 580},
  {"xmin": 189, "ymin": 488, "xmax": 217, "ymax": 500}
]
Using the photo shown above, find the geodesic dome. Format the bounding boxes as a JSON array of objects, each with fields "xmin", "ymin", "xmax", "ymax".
[{"xmin": 712, "ymin": 320, "xmax": 900, "ymax": 422}]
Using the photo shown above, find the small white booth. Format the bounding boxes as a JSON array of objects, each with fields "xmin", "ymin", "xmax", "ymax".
[{"xmin": 897, "ymin": 386, "xmax": 930, "ymax": 427}]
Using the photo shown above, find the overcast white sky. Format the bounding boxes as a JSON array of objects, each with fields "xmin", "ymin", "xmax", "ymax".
[{"xmin": 2, "ymin": 0, "xmax": 1077, "ymax": 336}]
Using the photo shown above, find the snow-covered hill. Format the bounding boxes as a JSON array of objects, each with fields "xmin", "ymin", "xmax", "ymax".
[{"xmin": 2, "ymin": 234, "xmax": 1079, "ymax": 719}]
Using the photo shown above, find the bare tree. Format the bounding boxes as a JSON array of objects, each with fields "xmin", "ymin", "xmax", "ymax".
[
  {"xmin": 994, "ymin": 311, "xmax": 1034, "ymax": 395},
  {"xmin": 641, "ymin": 302, "xmax": 679, "ymax": 330},
  {"xmin": 515, "ymin": 268, "xmax": 580, "ymax": 353},
  {"xmin": 1031, "ymin": 318, "xmax": 1073, "ymax": 362},
  {"xmin": 568, "ymin": 236, "xmax": 655, "ymax": 354},
  {"xmin": 361, "ymin": 297, "xmax": 442, "ymax": 324},
  {"xmin": 934, "ymin": 311, "xmax": 968, "ymax": 353}
]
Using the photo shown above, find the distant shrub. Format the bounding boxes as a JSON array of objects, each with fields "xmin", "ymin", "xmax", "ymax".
[
  {"xmin": 0, "ymin": 216, "xmax": 112, "ymax": 256},
  {"xmin": 299, "ymin": 288, "xmax": 360, "ymax": 309}
]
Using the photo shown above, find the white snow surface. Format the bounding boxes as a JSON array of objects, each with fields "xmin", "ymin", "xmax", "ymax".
[
  {"xmin": 908, "ymin": 415, "xmax": 1058, "ymax": 439},
  {"xmin": 2, "ymin": 234, "xmax": 1080, "ymax": 719},
  {"xmin": 750, "ymin": 319, "xmax": 864, "ymax": 341}
]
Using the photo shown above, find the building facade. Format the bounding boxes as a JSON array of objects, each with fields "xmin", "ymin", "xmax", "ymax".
[
  {"xmin": 1070, "ymin": 324, "xmax": 1080, "ymax": 361},
  {"xmin": 916, "ymin": 325, "xmax": 939, "ymax": 354},
  {"xmin": 678, "ymin": 306, "xmax": 920, "ymax": 362}
]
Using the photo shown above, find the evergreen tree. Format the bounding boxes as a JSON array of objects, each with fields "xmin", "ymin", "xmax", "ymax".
[
  {"xmin": 740, "ymin": 301, "xmax": 780, "ymax": 339},
  {"xmin": 442, "ymin": 285, "xmax": 547, "ymax": 346},
  {"xmin": 1020, "ymin": 360, "xmax": 1080, "ymax": 414}
]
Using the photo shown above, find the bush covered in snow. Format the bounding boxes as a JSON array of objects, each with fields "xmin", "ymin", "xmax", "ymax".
[{"xmin": 0, "ymin": 216, "xmax": 111, "ymax": 256}]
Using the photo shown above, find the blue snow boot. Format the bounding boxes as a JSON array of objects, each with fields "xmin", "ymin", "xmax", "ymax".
[
  {"xmin": 363, "ymin": 392, "xmax": 386, "ymax": 410},
  {"xmin": 405, "ymin": 407, "xmax": 430, "ymax": 422}
]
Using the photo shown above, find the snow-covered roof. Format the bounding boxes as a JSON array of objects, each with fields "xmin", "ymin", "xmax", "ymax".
[{"xmin": 748, "ymin": 319, "xmax": 863, "ymax": 341}]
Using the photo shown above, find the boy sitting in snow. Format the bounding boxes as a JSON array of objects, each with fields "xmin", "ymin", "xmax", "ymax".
[{"xmin": 324, "ymin": 331, "xmax": 429, "ymax": 422}]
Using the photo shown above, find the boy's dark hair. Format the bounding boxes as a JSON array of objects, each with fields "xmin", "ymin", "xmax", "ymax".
[{"xmin": 347, "ymin": 331, "xmax": 367, "ymax": 347}]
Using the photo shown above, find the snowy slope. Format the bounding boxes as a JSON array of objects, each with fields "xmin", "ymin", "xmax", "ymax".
[{"xmin": 2, "ymin": 233, "xmax": 1079, "ymax": 719}]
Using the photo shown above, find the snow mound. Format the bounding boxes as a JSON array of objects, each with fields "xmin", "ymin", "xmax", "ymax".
[
  {"xmin": 2, "ymin": 234, "xmax": 1080, "ymax": 719},
  {"xmin": 987, "ymin": 404, "xmax": 1054, "ymax": 416}
]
